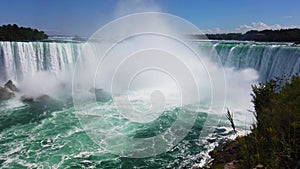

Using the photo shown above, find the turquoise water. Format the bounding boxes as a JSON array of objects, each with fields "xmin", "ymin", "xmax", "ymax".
[
  {"xmin": 0, "ymin": 97, "xmax": 234, "ymax": 168},
  {"xmin": 2, "ymin": 41, "xmax": 299, "ymax": 168}
]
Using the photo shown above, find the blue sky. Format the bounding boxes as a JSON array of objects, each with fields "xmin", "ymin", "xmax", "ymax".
[{"xmin": 0, "ymin": 0, "xmax": 299, "ymax": 37}]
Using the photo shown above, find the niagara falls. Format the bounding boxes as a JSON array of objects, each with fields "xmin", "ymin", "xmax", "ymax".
[{"xmin": 1, "ymin": 1, "xmax": 300, "ymax": 169}]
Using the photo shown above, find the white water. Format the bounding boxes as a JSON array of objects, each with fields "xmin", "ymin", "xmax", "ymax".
[
  {"xmin": 1, "ymin": 40, "xmax": 299, "ymax": 128},
  {"xmin": 200, "ymin": 42, "xmax": 300, "ymax": 81},
  {"xmin": 1, "ymin": 40, "xmax": 299, "ymax": 167},
  {"xmin": 1, "ymin": 41, "xmax": 299, "ymax": 119},
  {"xmin": 1, "ymin": 41, "xmax": 299, "ymax": 84},
  {"xmin": 0, "ymin": 41, "xmax": 82, "ymax": 83}
]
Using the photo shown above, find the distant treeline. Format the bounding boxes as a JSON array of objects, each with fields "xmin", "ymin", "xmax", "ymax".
[
  {"xmin": 0, "ymin": 24, "xmax": 48, "ymax": 41},
  {"xmin": 193, "ymin": 28, "xmax": 300, "ymax": 43}
]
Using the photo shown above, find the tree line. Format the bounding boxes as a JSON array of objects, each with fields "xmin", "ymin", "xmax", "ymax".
[
  {"xmin": 192, "ymin": 28, "xmax": 300, "ymax": 43},
  {"xmin": 0, "ymin": 24, "xmax": 48, "ymax": 41}
]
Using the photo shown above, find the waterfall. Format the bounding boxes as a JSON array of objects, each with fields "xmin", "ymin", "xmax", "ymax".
[
  {"xmin": 0, "ymin": 41, "xmax": 300, "ymax": 83},
  {"xmin": 199, "ymin": 42, "xmax": 300, "ymax": 81},
  {"xmin": 0, "ymin": 41, "xmax": 83, "ymax": 82}
]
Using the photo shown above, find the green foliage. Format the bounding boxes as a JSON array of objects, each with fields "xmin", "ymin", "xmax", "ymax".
[
  {"xmin": 242, "ymin": 29, "xmax": 300, "ymax": 42},
  {"xmin": 191, "ymin": 28, "xmax": 300, "ymax": 42},
  {"xmin": 0, "ymin": 24, "xmax": 48, "ymax": 41},
  {"xmin": 238, "ymin": 75, "xmax": 300, "ymax": 168}
]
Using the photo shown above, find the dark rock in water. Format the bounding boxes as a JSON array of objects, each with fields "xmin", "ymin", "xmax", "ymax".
[
  {"xmin": 36, "ymin": 94, "xmax": 55, "ymax": 103},
  {"xmin": 20, "ymin": 94, "xmax": 57, "ymax": 105},
  {"xmin": 4, "ymin": 80, "xmax": 19, "ymax": 92},
  {"xmin": 20, "ymin": 94, "xmax": 58, "ymax": 108},
  {"xmin": 21, "ymin": 95, "xmax": 34, "ymax": 103},
  {"xmin": 0, "ymin": 86, "xmax": 15, "ymax": 101}
]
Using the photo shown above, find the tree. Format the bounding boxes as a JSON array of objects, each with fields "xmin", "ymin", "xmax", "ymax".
[{"xmin": 0, "ymin": 24, "xmax": 48, "ymax": 41}]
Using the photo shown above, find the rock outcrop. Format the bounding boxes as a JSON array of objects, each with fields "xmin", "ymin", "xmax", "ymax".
[
  {"xmin": 0, "ymin": 86, "xmax": 15, "ymax": 101},
  {"xmin": 4, "ymin": 80, "xmax": 19, "ymax": 92},
  {"xmin": 0, "ymin": 80, "xmax": 19, "ymax": 102},
  {"xmin": 201, "ymin": 141, "xmax": 243, "ymax": 169},
  {"xmin": 20, "ymin": 94, "xmax": 55, "ymax": 104},
  {"xmin": 21, "ymin": 95, "xmax": 34, "ymax": 103},
  {"xmin": 36, "ymin": 94, "xmax": 55, "ymax": 103}
]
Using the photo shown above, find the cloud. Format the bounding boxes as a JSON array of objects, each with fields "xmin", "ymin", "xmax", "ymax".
[
  {"xmin": 114, "ymin": 0, "xmax": 161, "ymax": 17},
  {"xmin": 199, "ymin": 22, "xmax": 299, "ymax": 34},
  {"xmin": 284, "ymin": 16, "xmax": 293, "ymax": 19},
  {"xmin": 199, "ymin": 27, "xmax": 228, "ymax": 34},
  {"xmin": 236, "ymin": 22, "xmax": 297, "ymax": 32}
]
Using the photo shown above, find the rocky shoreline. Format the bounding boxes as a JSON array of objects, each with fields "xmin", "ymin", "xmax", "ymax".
[
  {"xmin": 204, "ymin": 140, "xmax": 242, "ymax": 169},
  {"xmin": 201, "ymin": 138, "xmax": 265, "ymax": 169}
]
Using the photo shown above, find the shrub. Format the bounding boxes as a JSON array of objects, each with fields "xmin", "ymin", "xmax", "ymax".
[{"xmin": 239, "ymin": 75, "xmax": 300, "ymax": 168}]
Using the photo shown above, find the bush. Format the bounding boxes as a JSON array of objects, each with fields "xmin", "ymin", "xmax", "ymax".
[{"xmin": 239, "ymin": 75, "xmax": 300, "ymax": 168}]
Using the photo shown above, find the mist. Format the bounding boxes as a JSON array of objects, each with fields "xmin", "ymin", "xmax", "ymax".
[{"xmin": 70, "ymin": 12, "xmax": 258, "ymax": 128}]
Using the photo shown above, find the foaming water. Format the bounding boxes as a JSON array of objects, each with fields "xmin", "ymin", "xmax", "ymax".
[
  {"xmin": 0, "ymin": 14, "xmax": 262, "ymax": 167},
  {"xmin": 1, "ymin": 40, "xmax": 300, "ymax": 167},
  {"xmin": 3, "ymin": 13, "xmax": 300, "ymax": 167},
  {"xmin": 0, "ymin": 37, "xmax": 262, "ymax": 168},
  {"xmin": 0, "ymin": 99, "xmax": 240, "ymax": 168}
]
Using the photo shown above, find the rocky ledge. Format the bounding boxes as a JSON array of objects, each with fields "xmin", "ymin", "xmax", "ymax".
[
  {"xmin": 201, "ymin": 139, "xmax": 265, "ymax": 169},
  {"xmin": 0, "ymin": 86, "xmax": 15, "ymax": 101},
  {"xmin": 203, "ymin": 140, "xmax": 243, "ymax": 169},
  {"xmin": 0, "ymin": 80, "xmax": 18, "ymax": 101}
]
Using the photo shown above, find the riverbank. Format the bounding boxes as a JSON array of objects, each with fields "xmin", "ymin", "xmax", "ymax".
[
  {"xmin": 202, "ymin": 75, "xmax": 300, "ymax": 169},
  {"xmin": 202, "ymin": 138, "xmax": 265, "ymax": 169}
]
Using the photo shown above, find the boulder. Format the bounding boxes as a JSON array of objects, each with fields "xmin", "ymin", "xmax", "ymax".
[
  {"xmin": 4, "ymin": 80, "xmax": 19, "ymax": 92},
  {"xmin": 0, "ymin": 86, "xmax": 15, "ymax": 101},
  {"xmin": 36, "ymin": 94, "xmax": 55, "ymax": 103},
  {"xmin": 21, "ymin": 95, "xmax": 34, "ymax": 103},
  {"xmin": 20, "ymin": 94, "xmax": 56, "ymax": 104}
]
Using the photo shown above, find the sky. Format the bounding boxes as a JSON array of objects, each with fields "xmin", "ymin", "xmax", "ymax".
[{"xmin": 0, "ymin": 0, "xmax": 299, "ymax": 37}]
